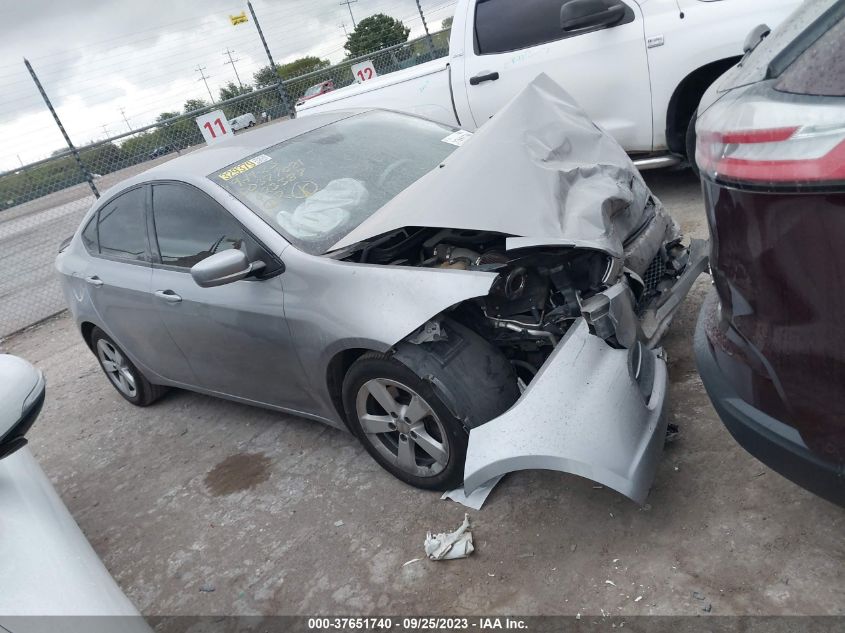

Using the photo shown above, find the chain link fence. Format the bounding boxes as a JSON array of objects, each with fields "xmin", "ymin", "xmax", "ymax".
[{"xmin": 0, "ymin": 29, "xmax": 451, "ymax": 339}]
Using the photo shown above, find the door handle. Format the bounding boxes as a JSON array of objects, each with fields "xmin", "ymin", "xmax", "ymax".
[
  {"xmin": 469, "ymin": 71, "xmax": 499, "ymax": 86},
  {"xmin": 85, "ymin": 276, "xmax": 104, "ymax": 287},
  {"xmin": 154, "ymin": 290, "xmax": 182, "ymax": 303}
]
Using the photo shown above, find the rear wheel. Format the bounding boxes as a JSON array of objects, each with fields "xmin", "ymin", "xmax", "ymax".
[
  {"xmin": 343, "ymin": 352, "xmax": 468, "ymax": 490},
  {"xmin": 91, "ymin": 327, "xmax": 168, "ymax": 406}
]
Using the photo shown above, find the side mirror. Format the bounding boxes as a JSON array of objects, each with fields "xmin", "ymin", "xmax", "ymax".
[
  {"xmin": 0, "ymin": 355, "xmax": 45, "ymax": 461},
  {"xmin": 743, "ymin": 24, "xmax": 771, "ymax": 53},
  {"xmin": 561, "ymin": 0, "xmax": 626, "ymax": 32},
  {"xmin": 190, "ymin": 249, "xmax": 265, "ymax": 288}
]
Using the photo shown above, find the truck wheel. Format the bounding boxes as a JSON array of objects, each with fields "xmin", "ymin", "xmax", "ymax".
[{"xmin": 686, "ymin": 110, "xmax": 700, "ymax": 179}]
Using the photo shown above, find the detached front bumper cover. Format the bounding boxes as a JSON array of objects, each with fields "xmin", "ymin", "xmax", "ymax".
[{"xmin": 464, "ymin": 319, "xmax": 668, "ymax": 505}]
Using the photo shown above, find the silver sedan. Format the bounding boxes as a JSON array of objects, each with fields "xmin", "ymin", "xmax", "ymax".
[{"xmin": 57, "ymin": 77, "xmax": 706, "ymax": 502}]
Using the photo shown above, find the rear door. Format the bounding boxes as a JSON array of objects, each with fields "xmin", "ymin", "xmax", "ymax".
[
  {"xmin": 82, "ymin": 186, "xmax": 189, "ymax": 378},
  {"xmin": 149, "ymin": 181, "xmax": 311, "ymax": 409},
  {"xmin": 461, "ymin": 0, "xmax": 652, "ymax": 151}
]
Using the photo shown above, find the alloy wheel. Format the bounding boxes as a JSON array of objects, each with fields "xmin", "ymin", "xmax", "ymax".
[
  {"xmin": 96, "ymin": 339, "xmax": 137, "ymax": 398},
  {"xmin": 355, "ymin": 378, "xmax": 450, "ymax": 478}
]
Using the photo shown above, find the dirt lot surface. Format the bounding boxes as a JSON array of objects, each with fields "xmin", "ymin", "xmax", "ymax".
[{"xmin": 3, "ymin": 169, "xmax": 843, "ymax": 617}]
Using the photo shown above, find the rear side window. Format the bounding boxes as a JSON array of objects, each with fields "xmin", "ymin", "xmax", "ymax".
[
  {"xmin": 777, "ymin": 18, "xmax": 845, "ymax": 97},
  {"xmin": 475, "ymin": 0, "xmax": 633, "ymax": 55},
  {"xmin": 93, "ymin": 187, "xmax": 148, "ymax": 261},
  {"xmin": 151, "ymin": 182, "xmax": 276, "ymax": 272}
]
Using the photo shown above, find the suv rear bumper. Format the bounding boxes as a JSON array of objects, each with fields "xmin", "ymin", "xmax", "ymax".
[{"xmin": 695, "ymin": 290, "xmax": 845, "ymax": 507}]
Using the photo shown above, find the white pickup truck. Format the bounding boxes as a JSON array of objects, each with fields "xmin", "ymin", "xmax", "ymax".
[{"xmin": 297, "ymin": 0, "xmax": 800, "ymax": 168}]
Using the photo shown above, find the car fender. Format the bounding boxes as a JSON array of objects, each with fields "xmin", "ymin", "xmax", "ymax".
[{"xmin": 278, "ymin": 249, "xmax": 498, "ymax": 424}]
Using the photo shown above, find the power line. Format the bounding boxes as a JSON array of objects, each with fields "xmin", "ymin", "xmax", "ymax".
[
  {"xmin": 339, "ymin": 0, "xmax": 359, "ymax": 28},
  {"xmin": 119, "ymin": 107, "xmax": 132, "ymax": 132},
  {"xmin": 223, "ymin": 48, "xmax": 244, "ymax": 88},
  {"xmin": 194, "ymin": 65, "xmax": 215, "ymax": 103}
]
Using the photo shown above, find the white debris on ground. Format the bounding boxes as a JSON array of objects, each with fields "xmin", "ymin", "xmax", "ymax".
[
  {"xmin": 424, "ymin": 513, "xmax": 475, "ymax": 560},
  {"xmin": 441, "ymin": 476, "xmax": 503, "ymax": 510}
]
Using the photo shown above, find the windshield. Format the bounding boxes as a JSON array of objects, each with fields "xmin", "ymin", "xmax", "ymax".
[
  {"xmin": 304, "ymin": 84, "xmax": 324, "ymax": 97},
  {"xmin": 210, "ymin": 111, "xmax": 459, "ymax": 254}
]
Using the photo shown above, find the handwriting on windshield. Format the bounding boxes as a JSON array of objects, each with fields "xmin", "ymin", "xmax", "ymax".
[{"xmin": 227, "ymin": 159, "xmax": 319, "ymax": 209}]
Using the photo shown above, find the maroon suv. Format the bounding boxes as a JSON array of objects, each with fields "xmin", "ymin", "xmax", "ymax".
[{"xmin": 694, "ymin": 0, "xmax": 845, "ymax": 506}]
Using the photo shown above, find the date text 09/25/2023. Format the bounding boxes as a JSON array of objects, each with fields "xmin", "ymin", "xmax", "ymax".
[{"xmin": 307, "ymin": 617, "xmax": 529, "ymax": 630}]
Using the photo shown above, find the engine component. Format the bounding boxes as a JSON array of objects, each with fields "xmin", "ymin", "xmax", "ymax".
[
  {"xmin": 485, "ymin": 269, "xmax": 548, "ymax": 319},
  {"xmin": 502, "ymin": 267, "xmax": 527, "ymax": 300},
  {"xmin": 433, "ymin": 244, "xmax": 480, "ymax": 267},
  {"xmin": 478, "ymin": 251, "xmax": 510, "ymax": 265}
]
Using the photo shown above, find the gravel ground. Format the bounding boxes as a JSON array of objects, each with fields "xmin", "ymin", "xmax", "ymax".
[{"xmin": 3, "ymin": 169, "xmax": 843, "ymax": 617}]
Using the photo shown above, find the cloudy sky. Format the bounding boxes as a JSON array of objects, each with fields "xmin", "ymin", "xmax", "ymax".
[{"xmin": 0, "ymin": 0, "xmax": 456, "ymax": 171}]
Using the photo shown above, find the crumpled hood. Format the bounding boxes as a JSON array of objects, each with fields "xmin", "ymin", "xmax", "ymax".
[{"xmin": 330, "ymin": 74, "xmax": 657, "ymax": 258}]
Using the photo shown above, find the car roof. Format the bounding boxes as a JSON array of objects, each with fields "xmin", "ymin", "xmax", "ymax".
[{"xmin": 104, "ymin": 109, "xmax": 366, "ymax": 196}]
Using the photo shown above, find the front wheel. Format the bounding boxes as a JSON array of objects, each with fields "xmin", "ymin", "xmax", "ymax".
[{"xmin": 342, "ymin": 352, "xmax": 468, "ymax": 491}]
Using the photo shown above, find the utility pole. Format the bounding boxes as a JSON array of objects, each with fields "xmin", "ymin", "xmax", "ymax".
[
  {"xmin": 24, "ymin": 58, "xmax": 99, "ymax": 198},
  {"xmin": 415, "ymin": 0, "xmax": 436, "ymax": 58},
  {"xmin": 339, "ymin": 0, "xmax": 358, "ymax": 29},
  {"xmin": 119, "ymin": 107, "xmax": 132, "ymax": 132},
  {"xmin": 247, "ymin": 1, "xmax": 293, "ymax": 118},
  {"xmin": 339, "ymin": 21, "xmax": 348, "ymax": 36},
  {"xmin": 101, "ymin": 124, "xmax": 110, "ymax": 138},
  {"xmin": 195, "ymin": 65, "xmax": 215, "ymax": 103},
  {"xmin": 223, "ymin": 48, "xmax": 243, "ymax": 89}
]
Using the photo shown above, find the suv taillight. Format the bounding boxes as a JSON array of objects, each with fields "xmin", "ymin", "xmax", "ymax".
[{"xmin": 696, "ymin": 82, "xmax": 845, "ymax": 186}]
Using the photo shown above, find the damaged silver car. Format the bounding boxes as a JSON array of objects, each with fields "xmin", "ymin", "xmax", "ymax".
[{"xmin": 56, "ymin": 76, "xmax": 706, "ymax": 504}]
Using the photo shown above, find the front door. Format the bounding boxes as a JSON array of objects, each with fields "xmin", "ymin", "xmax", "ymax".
[
  {"xmin": 460, "ymin": 0, "xmax": 652, "ymax": 151},
  {"xmin": 148, "ymin": 182, "xmax": 310, "ymax": 409}
]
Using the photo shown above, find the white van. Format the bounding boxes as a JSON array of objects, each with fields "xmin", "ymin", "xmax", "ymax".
[{"xmin": 229, "ymin": 113, "xmax": 256, "ymax": 131}]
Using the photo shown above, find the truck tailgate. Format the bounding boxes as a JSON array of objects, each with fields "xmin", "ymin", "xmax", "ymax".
[{"xmin": 295, "ymin": 58, "xmax": 458, "ymax": 127}]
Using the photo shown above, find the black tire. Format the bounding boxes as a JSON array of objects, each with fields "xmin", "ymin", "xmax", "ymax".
[
  {"xmin": 342, "ymin": 351, "xmax": 469, "ymax": 491},
  {"xmin": 90, "ymin": 327, "xmax": 168, "ymax": 406},
  {"xmin": 685, "ymin": 110, "xmax": 700, "ymax": 179}
]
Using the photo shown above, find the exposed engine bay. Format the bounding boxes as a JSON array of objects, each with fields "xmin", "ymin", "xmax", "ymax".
[{"xmin": 333, "ymin": 223, "xmax": 698, "ymax": 392}]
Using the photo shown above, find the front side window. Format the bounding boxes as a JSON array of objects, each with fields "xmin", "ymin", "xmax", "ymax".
[
  {"xmin": 81, "ymin": 216, "xmax": 98, "ymax": 254},
  {"xmin": 475, "ymin": 0, "xmax": 632, "ymax": 55},
  {"xmin": 151, "ymin": 182, "xmax": 274, "ymax": 271},
  {"xmin": 210, "ymin": 111, "xmax": 458, "ymax": 255},
  {"xmin": 93, "ymin": 187, "xmax": 148, "ymax": 261}
]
